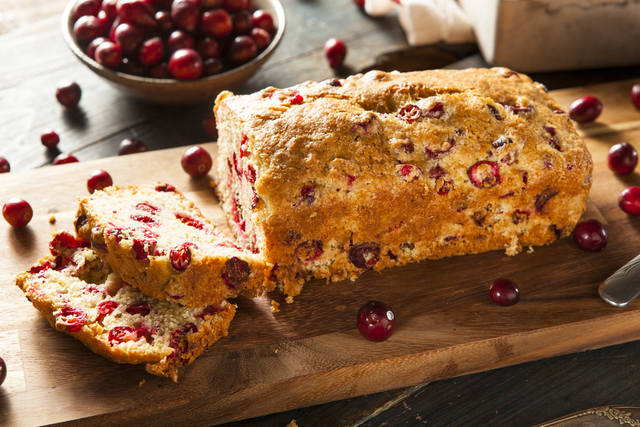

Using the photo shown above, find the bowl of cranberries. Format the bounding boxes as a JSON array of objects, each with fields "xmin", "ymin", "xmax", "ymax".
[{"xmin": 62, "ymin": 0, "xmax": 285, "ymax": 105}]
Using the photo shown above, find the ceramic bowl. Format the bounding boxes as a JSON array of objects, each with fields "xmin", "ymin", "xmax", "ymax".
[{"xmin": 61, "ymin": 0, "xmax": 285, "ymax": 105}]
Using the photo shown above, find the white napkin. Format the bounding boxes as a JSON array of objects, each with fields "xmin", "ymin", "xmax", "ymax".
[{"xmin": 365, "ymin": 0, "xmax": 475, "ymax": 46}]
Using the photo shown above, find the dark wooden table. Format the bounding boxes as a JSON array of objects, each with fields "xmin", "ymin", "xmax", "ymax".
[{"xmin": 3, "ymin": 1, "xmax": 640, "ymax": 426}]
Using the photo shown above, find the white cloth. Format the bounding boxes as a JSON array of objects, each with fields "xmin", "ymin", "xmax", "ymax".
[{"xmin": 365, "ymin": 0, "xmax": 475, "ymax": 46}]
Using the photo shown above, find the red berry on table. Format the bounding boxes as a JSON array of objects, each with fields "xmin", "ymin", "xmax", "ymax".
[
  {"xmin": 227, "ymin": 35, "xmax": 257, "ymax": 64},
  {"xmin": 252, "ymin": 9, "xmax": 275, "ymax": 33},
  {"xmin": 200, "ymin": 9, "xmax": 233, "ymax": 38},
  {"xmin": 3, "ymin": 198, "xmax": 33, "ymax": 227},
  {"xmin": 250, "ymin": 27, "xmax": 271, "ymax": 51},
  {"xmin": 168, "ymin": 49, "xmax": 203, "ymax": 80},
  {"xmin": 0, "ymin": 157, "xmax": 9, "ymax": 173},
  {"xmin": 55, "ymin": 81, "xmax": 82, "ymax": 108},
  {"xmin": 0, "ymin": 356, "xmax": 6, "ymax": 386},
  {"xmin": 53, "ymin": 153, "xmax": 80, "ymax": 165},
  {"xmin": 40, "ymin": 130, "xmax": 60, "ymax": 149},
  {"xmin": 117, "ymin": 138, "xmax": 148, "ymax": 155},
  {"xmin": 181, "ymin": 146, "xmax": 212, "ymax": 177},
  {"xmin": 490, "ymin": 278, "xmax": 520, "ymax": 306},
  {"xmin": 357, "ymin": 300, "xmax": 395, "ymax": 342},
  {"xmin": 202, "ymin": 113, "xmax": 218, "ymax": 139},
  {"xmin": 95, "ymin": 40, "xmax": 122, "ymax": 69},
  {"xmin": 619, "ymin": 186, "xmax": 640, "ymax": 215},
  {"xmin": 324, "ymin": 38, "xmax": 347, "ymax": 68},
  {"xmin": 573, "ymin": 219, "xmax": 608, "ymax": 252},
  {"xmin": 87, "ymin": 169, "xmax": 113, "ymax": 193},
  {"xmin": 138, "ymin": 37, "xmax": 164, "ymax": 66},
  {"xmin": 631, "ymin": 83, "xmax": 640, "ymax": 109},
  {"xmin": 608, "ymin": 142, "xmax": 638, "ymax": 175},
  {"xmin": 568, "ymin": 95, "xmax": 602, "ymax": 123}
]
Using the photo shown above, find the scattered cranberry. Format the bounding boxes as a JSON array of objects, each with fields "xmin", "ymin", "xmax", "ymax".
[
  {"xmin": 0, "ymin": 157, "xmax": 9, "ymax": 173},
  {"xmin": 202, "ymin": 113, "xmax": 218, "ymax": 138},
  {"xmin": 181, "ymin": 146, "xmax": 212, "ymax": 176},
  {"xmin": 95, "ymin": 41, "xmax": 122, "ymax": 69},
  {"xmin": 569, "ymin": 95, "xmax": 603, "ymax": 123},
  {"xmin": 489, "ymin": 278, "xmax": 520, "ymax": 306},
  {"xmin": 357, "ymin": 300, "xmax": 395, "ymax": 342},
  {"xmin": 573, "ymin": 219, "xmax": 608, "ymax": 252},
  {"xmin": 55, "ymin": 81, "xmax": 81, "ymax": 108},
  {"xmin": 117, "ymin": 138, "xmax": 148, "ymax": 155},
  {"xmin": 53, "ymin": 153, "xmax": 79, "ymax": 165},
  {"xmin": 252, "ymin": 9, "xmax": 275, "ymax": 33},
  {"xmin": 87, "ymin": 169, "xmax": 113, "ymax": 193},
  {"xmin": 631, "ymin": 83, "xmax": 640, "ymax": 109},
  {"xmin": 0, "ymin": 356, "xmax": 6, "ymax": 386},
  {"xmin": 608, "ymin": 142, "xmax": 638, "ymax": 175},
  {"xmin": 3, "ymin": 198, "xmax": 33, "ymax": 227},
  {"xmin": 40, "ymin": 130, "xmax": 60, "ymax": 149},
  {"xmin": 227, "ymin": 35, "xmax": 257, "ymax": 64},
  {"xmin": 168, "ymin": 48, "xmax": 203, "ymax": 80},
  {"xmin": 619, "ymin": 186, "xmax": 640, "ymax": 215},
  {"xmin": 324, "ymin": 38, "xmax": 347, "ymax": 68}
]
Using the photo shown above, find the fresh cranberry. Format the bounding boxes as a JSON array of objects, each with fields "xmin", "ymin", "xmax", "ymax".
[
  {"xmin": 113, "ymin": 23, "xmax": 143, "ymax": 57},
  {"xmin": 148, "ymin": 62, "xmax": 171, "ymax": 78},
  {"xmin": 202, "ymin": 58, "xmax": 223, "ymax": 76},
  {"xmin": 116, "ymin": 0, "xmax": 156, "ymax": 27},
  {"xmin": 324, "ymin": 38, "xmax": 347, "ymax": 68},
  {"xmin": 170, "ymin": 244, "xmax": 192, "ymax": 270},
  {"xmin": 86, "ymin": 36, "xmax": 108, "ymax": 59},
  {"xmin": 72, "ymin": 0, "xmax": 102, "ymax": 20},
  {"xmin": 53, "ymin": 153, "xmax": 79, "ymax": 165},
  {"xmin": 120, "ymin": 58, "xmax": 145, "ymax": 76},
  {"xmin": 250, "ymin": 27, "xmax": 271, "ymax": 51},
  {"xmin": 138, "ymin": 37, "xmax": 164, "ymax": 65},
  {"xmin": 196, "ymin": 37, "xmax": 220, "ymax": 59},
  {"xmin": 0, "ymin": 157, "xmax": 9, "ymax": 173},
  {"xmin": 165, "ymin": 31, "xmax": 194, "ymax": 55},
  {"xmin": 202, "ymin": 113, "xmax": 218, "ymax": 138},
  {"xmin": 573, "ymin": 219, "xmax": 608, "ymax": 252},
  {"xmin": 228, "ymin": 35, "xmax": 257, "ymax": 64},
  {"xmin": 101, "ymin": 0, "xmax": 118, "ymax": 19},
  {"xmin": 117, "ymin": 138, "xmax": 148, "ymax": 155},
  {"xmin": 172, "ymin": 0, "xmax": 201, "ymax": 32},
  {"xmin": 631, "ymin": 83, "xmax": 640, "ymax": 109},
  {"xmin": 222, "ymin": 0, "xmax": 250, "ymax": 12},
  {"xmin": 87, "ymin": 169, "xmax": 113, "ymax": 193},
  {"xmin": 73, "ymin": 15, "xmax": 105, "ymax": 45},
  {"xmin": 0, "ymin": 356, "xmax": 6, "ymax": 386},
  {"xmin": 349, "ymin": 242, "xmax": 381, "ymax": 269},
  {"xmin": 569, "ymin": 95, "xmax": 603, "ymax": 123},
  {"xmin": 168, "ymin": 48, "xmax": 203, "ymax": 80},
  {"xmin": 232, "ymin": 10, "xmax": 253, "ymax": 35},
  {"xmin": 619, "ymin": 186, "xmax": 640, "ymax": 215},
  {"xmin": 221, "ymin": 257, "xmax": 250, "ymax": 289},
  {"xmin": 608, "ymin": 142, "xmax": 638, "ymax": 175},
  {"xmin": 95, "ymin": 41, "xmax": 122, "ymax": 69},
  {"xmin": 56, "ymin": 306, "xmax": 87, "ymax": 332},
  {"xmin": 490, "ymin": 278, "xmax": 520, "ymax": 306},
  {"xmin": 40, "ymin": 130, "xmax": 60, "ymax": 148},
  {"xmin": 55, "ymin": 81, "xmax": 82, "ymax": 108},
  {"xmin": 2, "ymin": 198, "xmax": 33, "ymax": 227},
  {"xmin": 155, "ymin": 10, "xmax": 174, "ymax": 34},
  {"xmin": 200, "ymin": 9, "xmax": 233, "ymax": 38},
  {"xmin": 252, "ymin": 9, "xmax": 275, "ymax": 33},
  {"xmin": 357, "ymin": 300, "xmax": 395, "ymax": 342},
  {"xmin": 468, "ymin": 161, "xmax": 500, "ymax": 188},
  {"xmin": 201, "ymin": 0, "xmax": 223, "ymax": 10},
  {"xmin": 181, "ymin": 146, "xmax": 212, "ymax": 176}
]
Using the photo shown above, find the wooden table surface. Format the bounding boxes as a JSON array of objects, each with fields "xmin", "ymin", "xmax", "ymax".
[{"xmin": 3, "ymin": 1, "xmax": 640, "ymax": 427}]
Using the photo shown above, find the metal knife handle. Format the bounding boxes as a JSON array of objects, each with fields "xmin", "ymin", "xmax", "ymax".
[{"xmin": 599, "ymin": 254, "xmax": 640, "ymax": 307}]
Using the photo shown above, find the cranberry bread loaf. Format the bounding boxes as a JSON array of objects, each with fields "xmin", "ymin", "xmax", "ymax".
[
  {"xmin": 15, "ymin": 230, "xmax": 236, "ymax": 382},
  {"xmin": 75, "ymin": 183, "xmax": 273, "ymax": 307},
  {"xmin": 213, "ymin": 68, "xmax": 593, "ymax": 298}
]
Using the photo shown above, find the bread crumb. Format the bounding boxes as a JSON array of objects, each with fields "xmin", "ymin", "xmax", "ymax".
[
  {"xmin": 504, "ymin": 235, "xmax": 519, "ymax": 256},
  {"xmin": 286, "ymin": 421, "xmax": 298, "ymax": 427},
  {"xmin": 49, "ymin": 215, "xmax": 56, "ymax": 224},
  {"xmin": 270, "ymin": 300, "xmax": 280, "ymax": 313},
  {"xmin": 138, "ymin": 380, "xmax": 145, "ymax": 387},
  {"xmin": 285, "ymin": 296, "xmax": 294, "ymax": 304},
  {"xmin": 527, "ymin": 246, "xmax": 534, "ymax": 253}
]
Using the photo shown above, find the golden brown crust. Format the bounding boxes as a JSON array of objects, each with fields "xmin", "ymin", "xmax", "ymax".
[{"xmin": 214, "ymin": 68, "xmax": 593, "ymax": 298}]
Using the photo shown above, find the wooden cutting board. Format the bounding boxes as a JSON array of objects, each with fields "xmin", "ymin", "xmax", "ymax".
[{"xmin": 2, "ymin": 79, "xmax": 640, "ymax": 427}]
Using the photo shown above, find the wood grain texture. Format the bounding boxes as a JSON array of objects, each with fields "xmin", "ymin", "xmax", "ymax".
[{"xmin": 1, "ymin": 79, "xmax": 640, "ymax": 426}]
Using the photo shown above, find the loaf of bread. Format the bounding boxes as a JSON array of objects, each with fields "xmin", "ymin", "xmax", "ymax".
[
  {"xmin": 75, "ymin": 183, "xmax": 273, "ymax": 307},
  {"xmin": 15, "ymin": 230, "xmax": 236, "ymax": 382},
  {"xmin": 213, "ymin": 68, "xmax": 593, "ymax": 298}
]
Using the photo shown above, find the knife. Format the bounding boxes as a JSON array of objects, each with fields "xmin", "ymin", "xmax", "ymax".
[
  {"xmin": 599, "ymin": 254, "xmax": 640, "ymax": 307},
  {"xmin": 532, "ymin": 405, "xmax": 640, "ymax": 426}
]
